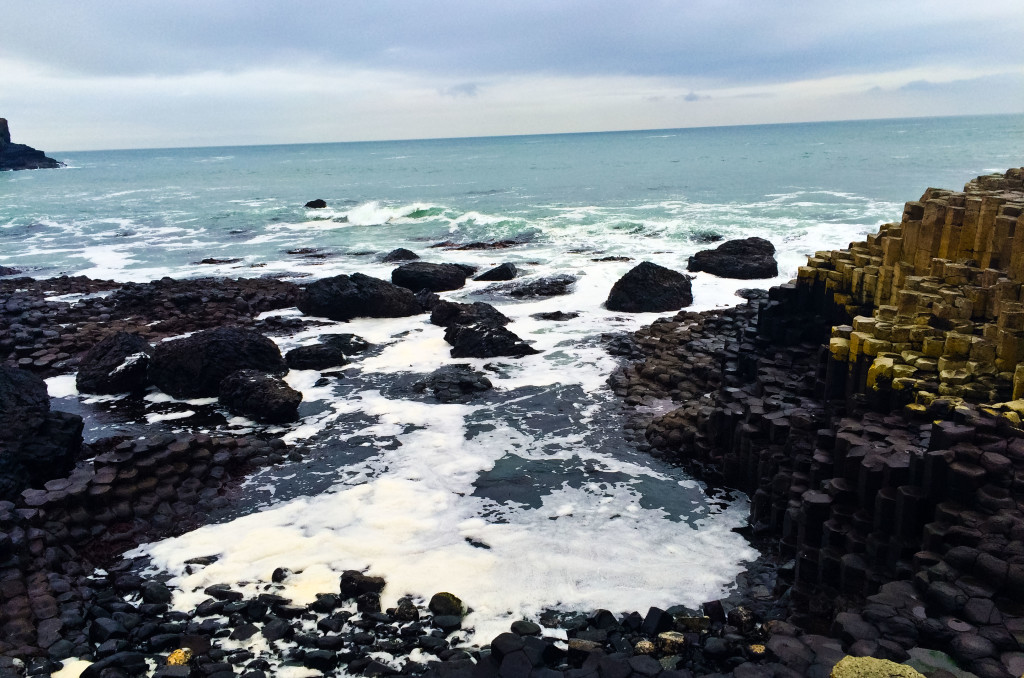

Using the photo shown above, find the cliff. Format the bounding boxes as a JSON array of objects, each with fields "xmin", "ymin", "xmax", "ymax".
[{"xmin": 0, "ymin": 118, "xmax": 63, "ymax": 171}]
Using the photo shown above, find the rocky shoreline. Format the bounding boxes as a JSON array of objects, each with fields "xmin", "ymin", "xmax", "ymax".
[{"xmin": 0, "ymin": 169, "xmax": 1022, "ymax": 677}]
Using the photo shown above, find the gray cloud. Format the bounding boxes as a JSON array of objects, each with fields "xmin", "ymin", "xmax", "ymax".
[
  {"xmin": 441, "ymin": 83, "xmax": 481, "ymax": 97},
  {"xmin": 1, "ymin": 1, "xmax": 1021, "ymax": 86}
]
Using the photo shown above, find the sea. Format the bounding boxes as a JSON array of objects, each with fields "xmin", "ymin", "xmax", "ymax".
[{"xmin": 3, "ymin": 114, "xmax": 1023, "ymax": 649}]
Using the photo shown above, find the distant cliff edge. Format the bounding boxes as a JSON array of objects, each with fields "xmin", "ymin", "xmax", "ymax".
[{"xmin": 0, "ymin": 118, "xmax": 63, "ymax": 171}]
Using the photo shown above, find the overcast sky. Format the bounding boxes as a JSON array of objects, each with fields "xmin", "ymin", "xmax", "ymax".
[{"xmin": 1, "ymin": 1, "xmax": 1022, "ymax": 151}]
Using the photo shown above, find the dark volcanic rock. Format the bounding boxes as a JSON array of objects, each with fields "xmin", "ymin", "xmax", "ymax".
[
  {"xmin": 76, "ymin": 331, "xmax": 153, "ymax": 394},
  {"xmin": 381, "ymin": 248, "xmax": 419, "ymax": 263},
  {"xmin": 531, "ymin": 311, "xmax": 579, "ymax": 321},
  {"xmin": 285, "ymin": 343, "xmax": 348, "ymax": 370},
  {"xmin": 391, "ymin": 262, "xmax": 468, "ymax": 292},
  {"xmin": 149, "ymin": 326, "xmax": 288, "ymax": 398},
  {"xmin": 304, "ymin": 199, "xmax": 327, "ymax": 208},
  {"xmin": 298, "ymin": 273, "xmax": 422, "ymax": 321},
  {"xmin": 485, "ymin": 274, "xmax": 577, "ymax": 298},
  {"xmin": 687, "ymin": 236, "xmax": 778, "ymax": 279},
  {"xmin": 605, "ymin": 261, "xmax": 693, "ymax": 312},
  {"xmin": 218, "ymin": 370, "xmax": 303, "ymax": 423},
  {"xmin": 322, "ymin": 333, "xmax": 371, "ymax": 355},
  {"xmin": 430, "ymin": 300, "xmax": 509, "ymax": 328},
  {"xmin": 474, "ymin": 262, "xmax": 518, "ymax": 281},
  {"xmin": 413, "ymin": 364, "xmax": 493, "ymax": 402},
  {"xmin": 0, "ymin": 118, "xmax": 62, "ymax": 171},
  {"xmin": 444, "ymin": 323, "xmax": 539, "ymax": 358},
  {"xmin": 0, "ymin": 365, "xmax": 82, "ymax": 501},
  {"xmin": 0, "ymin": 265, "xmax": 21, "ymax": 276}
]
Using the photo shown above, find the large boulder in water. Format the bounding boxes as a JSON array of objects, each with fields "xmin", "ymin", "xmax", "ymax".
[
  {"xmin": 444, "ymin": 323, "xmax": 539, "ymax": 358},
  {"xmin": 298, "ymin": 273, "xmax": 422, "ymax": 321},
  {"xmin": 687, "ymin": 236, "xmax": 778, "ymax": 279},
  {"xmin": 219, "ymin": 370, "xmax": 302, "ymax": 423},
  {"xmin": 0, "ymin": 366, "xmax": 82, "ymax": 501},
  {"xmin": 149, "ymin": 327, "xmax": 288, "ymax": 398},
  {"xmin": 391, "ymin": 262, "xmax": 468, "ymax": 292},
  {"xmin": 605, "ymin": 261, "xmax": 693, "ymax": 312},
  {"xmin": 76, "ymin": 332, "xmax": 152, "ymax": 394}
]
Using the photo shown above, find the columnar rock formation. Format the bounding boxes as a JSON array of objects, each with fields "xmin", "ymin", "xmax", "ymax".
[
  {"xmin": 0, "ymin": 119, "xmax": 62, "ymax": 171},
  {"xmin": 619, "ymin": 169, "xmax": 1024, "ymax": 678},
  {"xmin": 766, "ymin": 168, "xmax": 1024, "ymax": 412}
]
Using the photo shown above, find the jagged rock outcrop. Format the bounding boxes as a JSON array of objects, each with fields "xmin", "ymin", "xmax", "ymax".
[
  {"xmin": 298, "ymin": 273, "xmax": 422, "ymax": 321},
  {"xmin": 687, "ymin": 236, "xmax": 778, "ymax": 279},
  {"xmin": 381, "ymin": 248, "xmax": 419, "ymax": 263},
  {"xmin": 605, "ymin": 261, "xmax": 693, "ymax": 312},
  {"xmin": 0, "ymin": 118, "xmax": 62, "ymax": 171},
  {"xmin": 430, "ymin": 300, "xmax": 510, "ymax": 328},
  {"xmin": 149, "ymin": 326, "xmax": 288, "ymax": 398}
]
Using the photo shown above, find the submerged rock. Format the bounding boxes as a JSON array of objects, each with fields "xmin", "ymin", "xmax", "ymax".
[
  {"xmin": 285, "ymin": 343, "xmax": 348, "ymax": 371},
  {"xmin": 391, "ymin": 262, "xmax": 469, "ymax": 292},
  {"xmin": 687, "ymin": 236, "xmax": 778, "ymax": 279},
  {"xmin": 0, "ymin": 265, "xmax": 21, "ymax": 276},
  {"xmin": 485, "ymin": 274, "xmax": 577, "ymax": 298},
  {"xmin": 76, "ymin": 332, "xmax": 152, "ymax": 394},
  {"xmin": 218, "ymin": 369, "xmax": 302, "ymax": 423},
  {"xmin": 605, "ymin": 261, "xmax": 693, "ymax": 312},
  {"xmin": 413, "ymin": 364, "xmax": 493, "ymax": 402},
  {"xmin": 149, "ymin": 326, "xmax": 288, "ymax": 398},
  {"xmin": 298, "ymin": 273, "xmax": 422, "ymax": 321}
]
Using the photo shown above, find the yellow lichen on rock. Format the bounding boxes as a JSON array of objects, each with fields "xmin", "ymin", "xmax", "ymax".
[
  {"xmin": 829, "ymin": 655, "xmax": 925, "ymax": 678},
  {"xmin": 167, "ymin": 648, "xmax": 193, "ymax": 665}
]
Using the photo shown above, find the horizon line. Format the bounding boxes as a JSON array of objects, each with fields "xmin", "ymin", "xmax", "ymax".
[{"xmin": 50, "ymin": 111, "xmax": 1022, "ymax": 155}]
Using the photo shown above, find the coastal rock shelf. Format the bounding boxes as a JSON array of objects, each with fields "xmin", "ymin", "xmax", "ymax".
[
  {"xmin": 617, "ymin": 169, "xmax": 1024, "ymax": 678},
  {"xmin": 0, "ymin": 119, "xmax": 62, "ymax": 172}
]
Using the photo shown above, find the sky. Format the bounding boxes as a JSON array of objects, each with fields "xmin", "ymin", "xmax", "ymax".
[{"xmin": 1, "ymin": 1, "xmax": 1022, "ymax": 151}]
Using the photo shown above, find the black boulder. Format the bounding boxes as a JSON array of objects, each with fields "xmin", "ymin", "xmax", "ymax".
[
  {"xmin": 298, "ymin": 273, "xmax": 422, "ymax": 321},
  {"xmin": 391, "ymin": 262, "xmax": 468, "ymax": 292},
  {"xmin": 219, "ymin": 370, "xmax": 303, "ymax": 424},
  {"xmin": 149, "ymin": 327, "xmax": 288, "ymax": 398},
  {"xmin": 687, "ymin": 236, "xmax": 778, "ymax": 279},
  {"xmin": 76, "ymin": 331, "xmax": 152, "ymax": 394},
  {"xmin": 605, "ymin": 261, "xmax": 693, "ymax": 312}
]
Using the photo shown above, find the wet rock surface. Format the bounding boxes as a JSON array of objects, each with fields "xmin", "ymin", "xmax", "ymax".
[{"xmin": 413, "ymin": 365, "xmax": 493, "ymax": 402}]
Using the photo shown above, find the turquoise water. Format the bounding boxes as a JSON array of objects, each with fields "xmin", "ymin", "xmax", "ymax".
[{"xmin": 2, "ymin": 114, "xmax": 1021, "ymax": 281}]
